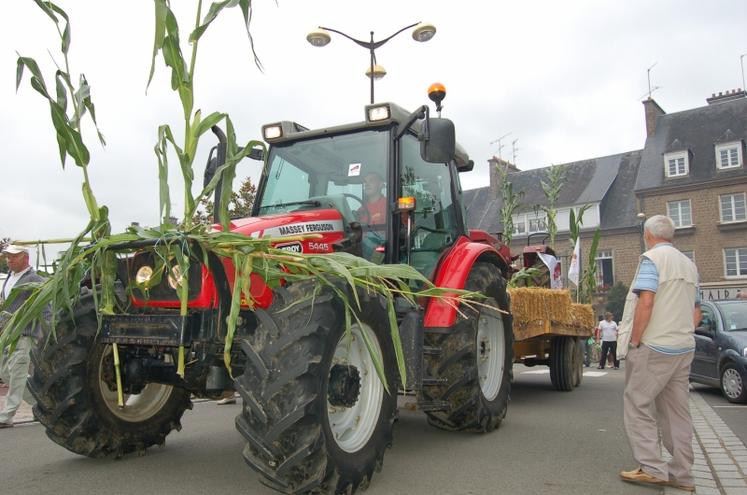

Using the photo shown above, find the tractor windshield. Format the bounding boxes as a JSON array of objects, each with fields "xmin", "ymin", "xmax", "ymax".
[{"xmin": 258, "ymin": 130, "xmax": 389, "ymax": 229}]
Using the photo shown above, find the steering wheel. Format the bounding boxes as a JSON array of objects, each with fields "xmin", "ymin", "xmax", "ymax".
[
  {"xmin": 412, "ymin": 225, "xmax": 450, "ymax": 235},
  {"xmin": 342, "ymin": 193, "xmax": 364, "ymax": 211}
]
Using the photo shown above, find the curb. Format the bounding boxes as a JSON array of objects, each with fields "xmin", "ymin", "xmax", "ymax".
[{"xmin": 663, "ymin": 392, "xmax": 747, "ymax": 495}]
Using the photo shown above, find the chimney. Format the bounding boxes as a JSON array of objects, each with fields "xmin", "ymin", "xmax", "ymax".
[
  {"xmin": 706, "ymin": 88, "xmax": 746, "ymax": 105},
  {"xmin": 488, "ymin": 156, "xmax": 520, "ymax": 196},
  {"xmin": 642, "ymin": 98, "xmax": 666, "ymax": 138}
]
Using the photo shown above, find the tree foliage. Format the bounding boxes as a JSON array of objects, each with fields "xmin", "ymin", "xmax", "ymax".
[
  {"xmin": 605, "ymin": 282, "xmax": 629, "ymax": 321},
  {"xmin": 193, "ymin": 175, "xmax": 256, "ymax": 224}
]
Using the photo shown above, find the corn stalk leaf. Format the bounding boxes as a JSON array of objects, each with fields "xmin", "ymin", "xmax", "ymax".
[{"xmin": 147, "ymin": 0, "xmax": 169, "ymax": 91}]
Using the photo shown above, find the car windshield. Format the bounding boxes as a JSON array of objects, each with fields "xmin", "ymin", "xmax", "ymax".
[
  {"xmin": 258, "ymin": 130, "xmax": 389, "ymax": 223},
  {"xmin": 715, "ymin": 301, "xmax": 747, "ymax": 331}
]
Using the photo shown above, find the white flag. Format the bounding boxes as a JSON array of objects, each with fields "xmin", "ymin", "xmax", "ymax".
[
  {"xmin": 537, "ymin": 253, "xmax": 563, "ymax": 289},
  {"xmin": 568, "ymin": 238, "xmax": 581, "ymax": 286}
]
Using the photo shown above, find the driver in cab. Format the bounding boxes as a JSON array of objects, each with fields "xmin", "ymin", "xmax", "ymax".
[{"xmin": 357, "ymin": 172, "xmax": 386, "ymax": 227}]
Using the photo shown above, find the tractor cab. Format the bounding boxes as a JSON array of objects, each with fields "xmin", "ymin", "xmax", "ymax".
[{"xmin": 254, "ymin": 85, "xmax": 475, "ymax": 279}]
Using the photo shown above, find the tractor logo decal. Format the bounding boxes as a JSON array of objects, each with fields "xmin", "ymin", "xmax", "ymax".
[
  {"xmin": 263, "ymin": 219, "xmax": 344, "ymax": 238},
  {"xmin": 274, "ymin": 241, "xmax": 303, "ymax": 253}
]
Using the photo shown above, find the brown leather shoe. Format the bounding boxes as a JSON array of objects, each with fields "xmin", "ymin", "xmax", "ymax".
[
  {"xmin": 668, "ymin": 481, "xmax": 695, "ymax": 492},
  {"xmin": 619, "ymin": 468, "xmax": 667, "ymax": 486}
]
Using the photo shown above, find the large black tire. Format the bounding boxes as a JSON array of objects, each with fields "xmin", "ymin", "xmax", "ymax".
[
  {"xmin": 28, "ymin": 292, "xmax": 192, "ymax": 458},
  {"xmin": 423, "ymin": 262, "xmax": 513, "ymax": 432},
  {"xmin": 235, "ymin": 282, "xmax": 397, "ymax": 494},
  {"xmin": 549, "ymin": 336, "xmax": 577, "ymax": 392},
  {"xmin": 720, "ymin": 362, "xmax": 747, "ymax": 404}
]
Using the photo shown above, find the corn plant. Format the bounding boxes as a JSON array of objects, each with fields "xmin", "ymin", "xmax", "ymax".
[
  {"xmin": 537, "ymin": 164, "xmax": 565, "ymax": 248},
  {"xmin": 2, "ymin": 0, "xmax": 482, "ymax": 391},
  {"xmin": 498, "ymin": 165, "xmax": 523, "ymax": 246}
]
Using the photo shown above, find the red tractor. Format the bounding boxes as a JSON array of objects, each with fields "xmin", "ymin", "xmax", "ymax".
[{"xmin": 30, "ymin": 87, "xmax": 514, "ymax": 494}]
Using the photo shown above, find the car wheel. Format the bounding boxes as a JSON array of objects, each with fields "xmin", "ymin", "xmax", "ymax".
[{"xmin": 720, "ymin": 363, "xmax": 747, "ymax": 404}]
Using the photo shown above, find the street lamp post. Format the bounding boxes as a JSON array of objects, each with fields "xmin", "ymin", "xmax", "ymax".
[
  {"xmin": 636, "ymin": 212, "xmax": 647, "ymax": 253},
  {"xmin": 306, "ymin": 22, "xmax": 436, "ymax": 104}
]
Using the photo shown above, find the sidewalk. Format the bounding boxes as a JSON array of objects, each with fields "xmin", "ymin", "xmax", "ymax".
[
  {"xmin": 0, "ymin": 382, "xmax": 36, "ymax": 425},
  {"xmin": 665, "ymin": 391, "xmax": 747, "ymax": 495}
]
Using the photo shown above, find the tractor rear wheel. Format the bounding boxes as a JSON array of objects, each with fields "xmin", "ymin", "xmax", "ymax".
[
  {"xmin": 29, "ymin": 292, "xmax": 192, "ymax": 457},
  {"xmin": 235, "ymin": 282, "xmax": 397, "ymax": 494},
  {"xmin": 423, "ymin": 262, "xmax": 513, "ymax": 432},
  {"xmin": 549, "ymin": 336, "xmax": 579, "ymax": 391}
]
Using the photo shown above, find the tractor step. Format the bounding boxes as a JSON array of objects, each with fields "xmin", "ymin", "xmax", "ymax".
[
  {"xmin": 422, "ymin": 376, "xmax": 447, "ymax": 386},
  {"xmin": 417, "ymin": 400, "xmax": 450, "ymax": 412},
  {"xmin": 423, "ymin": 345, "xmax": 442, "ymax": 356}
]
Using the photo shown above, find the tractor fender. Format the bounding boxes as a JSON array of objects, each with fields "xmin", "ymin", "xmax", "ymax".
[{"xmin": 424, "ymin": 236, "xmax": 510, "ymax": 328}]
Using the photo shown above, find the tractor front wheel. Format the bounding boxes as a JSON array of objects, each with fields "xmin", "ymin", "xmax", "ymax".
[
  {"xmin": 235, "ymin": 282, "xmax": 397, "ymax": 494},
  {"xmin": 29, "ymin": 293, "xmax": 192, "ymax": 457}
]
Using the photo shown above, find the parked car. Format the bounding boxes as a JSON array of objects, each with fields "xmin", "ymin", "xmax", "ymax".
[{"xmin": 691, "ymin": 299, "xmax": 747, "ymax": 403}]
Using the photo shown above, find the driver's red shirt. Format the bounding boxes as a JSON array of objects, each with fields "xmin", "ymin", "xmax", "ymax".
[{"xmin": 358, "ymin": 196, "xmax": 386, "ymax": 225}]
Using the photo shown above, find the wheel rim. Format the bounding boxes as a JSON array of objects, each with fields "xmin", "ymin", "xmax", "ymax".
[
  {"xmin": 722, "ymin": 368, "xmax": 743, "ymax": 399},
  {"xmin": 327, "ymin": 323, "xmax": 384, "ymax": 453},
  {"xmin": 476, "ymin": 309, "xmax": 505, "ymax": 401},
  {"xmin": 97, "ymin": 345, "xmax": 175, "ymax": 422}
]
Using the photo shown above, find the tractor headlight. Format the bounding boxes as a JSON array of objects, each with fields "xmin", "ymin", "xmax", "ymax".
[
  {"xmin": 366, "ymin": 104, "xmax": 390, "ymax": 122},
  {"xmin": 135, "ymin": 265, "xmax": 154, "ymax": 285},
  {"xmin": 167, "ymin": 265, "xmax": 183, "ymax": 290},
  {"xmin": 262, "ymin": 124, "xmax": 283, "ymax": 140}
]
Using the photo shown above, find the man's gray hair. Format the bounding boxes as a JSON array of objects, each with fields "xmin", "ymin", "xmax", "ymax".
[{"xmin": 644, "ymin": 215, "xmax": 675, "ymax": 241}]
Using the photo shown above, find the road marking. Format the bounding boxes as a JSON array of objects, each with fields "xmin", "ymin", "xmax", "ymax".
[
  {"xmin": 712, "ymin": 405, "xmax": 747, "ymax": 409},
  {"xmin": 520, "ymin": 369, "xmax": 608, "ymax": 377}
]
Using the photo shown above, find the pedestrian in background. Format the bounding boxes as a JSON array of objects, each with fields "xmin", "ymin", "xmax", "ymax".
[
  {"xmin": 0, "ymin": 245, "xmax": 46, "ymax": 428},
  {"xmin": 597, "ymin": 312, "xmax": 619, "ymax": 369},
  {"xmin": 619, "ymin": 215, "xmax": 701, "ymax": 492}
]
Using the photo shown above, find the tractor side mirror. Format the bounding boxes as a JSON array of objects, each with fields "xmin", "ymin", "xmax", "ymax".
[{"xmin": 420, "ymin": 118, "xmax": 455, "ymax": 164}]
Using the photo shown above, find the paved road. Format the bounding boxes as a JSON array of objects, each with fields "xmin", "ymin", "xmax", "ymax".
[
  {"xmin": 691, "ymin": 382, "xmax": 747, "ymax": 446},
  {"xmin": 0, "ymin": 365, "xmax": 658, "ymax": 495}
]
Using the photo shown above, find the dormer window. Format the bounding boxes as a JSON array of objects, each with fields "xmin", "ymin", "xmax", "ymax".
[
  {"xmin": 715, "ymin": 141, "xmax": 743, "ymax": 169},
  {"xmin": 664, "ymin": 151, "xmax": 689, "ymax": 178}
]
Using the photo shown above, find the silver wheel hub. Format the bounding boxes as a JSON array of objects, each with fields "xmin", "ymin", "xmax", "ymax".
[
  {"xmin": 723, "ymin": 368, "xmax": 743, "ymax": 399},
  {"xmin": 327, "ymin": 323, "xmax": 384, "ymax": 453},
  {"xmin": 476, "ymin": 309, "xmax": 505, "ymax": 401},
  {"xmin": 98, "ymin": 345, "xmax": 174, "ymax": 422}
]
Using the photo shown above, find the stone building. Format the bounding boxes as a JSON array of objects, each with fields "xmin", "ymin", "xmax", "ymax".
[
  {"xmin": 636, "ymin": 90, "xmax": 747, "ymax": 300},
  {"xmin": 464, "ymin": 89, "xmax": 747, "ymax": 303}
]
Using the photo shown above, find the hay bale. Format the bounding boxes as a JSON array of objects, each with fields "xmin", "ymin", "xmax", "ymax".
[
  {"xmin": 570, "ymin": 303, "xmax": 595, "ymax": 329},
  {"xmin": 507, "ymin": 288, "xmax": 572, "ymax": 324}
]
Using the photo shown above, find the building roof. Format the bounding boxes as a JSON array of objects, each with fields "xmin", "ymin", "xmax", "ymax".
[
  {"xmin": 636, "ymin": 97, "xmax": 747, "ymax": 191},
  {"xmin": 464, "ymin": 150, "xmax": 641, "ymax": 234}
]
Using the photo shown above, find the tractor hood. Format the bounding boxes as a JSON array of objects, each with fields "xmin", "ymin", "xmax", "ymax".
[{"xmin": 227, "ymin": 209, "xmax": 346, "ymax": 254}]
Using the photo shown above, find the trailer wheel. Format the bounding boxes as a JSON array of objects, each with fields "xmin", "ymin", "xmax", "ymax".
[
  {"xmin": 28, "ymin": 293, "xmax": 192, "ymax": 458},
  {"xmin": 235, "ymin": 282, "xmax": 396, "ymax": 495},
  {"xmin": 549, "ymin": 336, "xmax": 577, "ymax": 391},
  {"xmin": 423, "ymin": 262, "xmax": 513, "ymax": 433}
]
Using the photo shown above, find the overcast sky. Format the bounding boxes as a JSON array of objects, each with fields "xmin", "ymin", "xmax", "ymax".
[{"xmin": 2, "ymin": 0, "xmax": 746, "ymax": 258}]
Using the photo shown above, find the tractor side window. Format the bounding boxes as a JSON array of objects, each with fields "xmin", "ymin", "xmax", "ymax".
[{"xmin": 400, "ymin": 134, "xmax": 459, "ymax": 277}]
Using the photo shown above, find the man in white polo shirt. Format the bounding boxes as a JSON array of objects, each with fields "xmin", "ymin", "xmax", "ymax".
[
  {"xmin": 619, "ymin": 215, "xmax": 701, "ymax": 492},
  {"xmin": 0, "ymin": 244, "xmax": 44, "ymax": 428}
]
